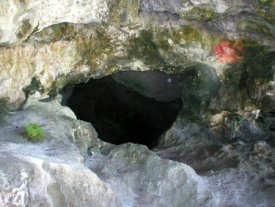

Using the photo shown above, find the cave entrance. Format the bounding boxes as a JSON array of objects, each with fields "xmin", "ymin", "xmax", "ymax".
[{"xmin": 64, "ymin": 71, "xmax": 183, "ymax": 149}]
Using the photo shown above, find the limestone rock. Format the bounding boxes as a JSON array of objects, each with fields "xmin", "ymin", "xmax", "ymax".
[
  {"xmin": 0, "ymin": 100, "xmax": 123, "ymax": 206},
  {"xmin": 0, "ymin": 0, "xmax": 274, "ymax": 205},
  {"xmin": 0, "ymin": 0, "xmax": 274, "ymax": 110},
  {"xmin": 0, "ymin": 0, "xmax": 108, "ymax": 46},
  {"xmin": 0, "ymin": 153, "xmax": 121, "ymax": 207},
  {"xmin": 88, "ymin": 143, "xmax": 214, "ymax": 207},
  {"xmin": 156, "ymin": 120, "xmax": 275, "ymax": 206},
  {"xmin": 0, "ymin": 100, "xmax": 216, "ymax": 207}
]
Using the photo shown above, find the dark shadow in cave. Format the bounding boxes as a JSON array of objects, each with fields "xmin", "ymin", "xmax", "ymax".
[{"xmin": 64, "ymin": 71, "xmax": 183, "ymax": 149}]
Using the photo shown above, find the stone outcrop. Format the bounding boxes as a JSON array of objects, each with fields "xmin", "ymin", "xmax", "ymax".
[
  {"xmin": 0, "ymin": 0, "xmax": 274, "ymax": 111},
  {"xmin": 0, "ymin": 0, "xmax": 274, "ymax": 206},
  {"xmin": 0, "ymin": 0, "xmax": 108, "ymax": 46},
  {"xmin": 0, "ymin": 100, "xmax": 214, "ymax": 207}
]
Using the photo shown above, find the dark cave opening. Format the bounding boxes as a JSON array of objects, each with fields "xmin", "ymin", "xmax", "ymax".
[{"xmin": 64, "ymin": 71, "xmax": 183, "ymax": 149}]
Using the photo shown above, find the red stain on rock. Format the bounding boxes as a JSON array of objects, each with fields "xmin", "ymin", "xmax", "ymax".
[{"xmin": 214, "ymin": 41, "xmax": 244, "ymax": 64}]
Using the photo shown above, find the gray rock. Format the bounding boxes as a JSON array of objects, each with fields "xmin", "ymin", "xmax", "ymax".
[
  {"xmin": 88, "ymin": 143, "xmax": 215, "ymax": 207},
  {"xmin": 0, "ymin": 0, "xmax": 274, "ymax": 206},
  {"xmin": 0, "ymin": 100, "xmax": 215, "ymax": 207}
]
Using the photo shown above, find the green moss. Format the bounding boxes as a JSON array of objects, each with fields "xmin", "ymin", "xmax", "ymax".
[
  {"xmin": 16, "ymin": 18, "xmax": 35, "ymax": 39},
  {"xmin": 78, "ymin": 28, "xmax": 115, "ymax": 70},
  {"xmin": 176, "ymin": 26, "xmax": 202, "ymax": 42},
  {"xmin": 182, "ymin": 7, "xmax": 217, "ymax": 22},
  {"xmin": 240, "ymin": 38, "xmax": 261, "ymax": 48},
  {"xmin": 257, "ymin": 0, "xmax": 275, "ymax": 23},
  {"xmin": 155, "ymin": 30, "xmax": 170, "ymax": 50},
  {"xmin": 154, "ymin": 26, "xmax": 203, "ymax": 47},
  {"xmin": 259, "ymin": 0, "xmax": 275, "ymax": 6},
  {"xmin": 237, "ymin": 20, "xmax": 273, "ymax": 36},
  {"xmin": 128, "ymin": 30, "xmax": 165, "ymax": 66},
  {"xmin": 221, "ymin": 48, "xmax": 275, "ymax": 110},
  {"xmin": 180, "ymin": 0, "xmax": 190, "ymax": 3},
  {"xmin": 48, "ymin": 73, "xmax": 91, "ymax": 97},
  {"xmin": 25, "ymin": 123, "xmax": 45, "ymax": 143},
  {"xmin": 108, "ymin": 0, "xmax": 140, "ymax": 23},
  {"xmin": 126, "ymin": 26, "xmax": 215, "ymax": 70},
  {"xmin": 34, "ymin": 23, "xmax": 77, "ymax": 43},
  {"xmin": 169, "ymin": 25, "xmax": 215, "ymax": 48},
  {"xmin": 16, "ymin": 0, "xmax": 29, "ymax": 5}
]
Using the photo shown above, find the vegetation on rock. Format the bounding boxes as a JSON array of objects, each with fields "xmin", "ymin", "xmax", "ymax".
[
  {"xmin": 182, "ymin": 7, "xmax": 217, "ymax": 22},
  {"xmin": 25, "ymin": 123, "xmax": 45, "ymax": 143}
]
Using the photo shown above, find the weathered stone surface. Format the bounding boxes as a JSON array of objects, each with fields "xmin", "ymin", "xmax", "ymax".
[
  {"xmin": 88, "ymin": 143, "xmax": 214, "ymax": 207},
  {"xmin": 0, "ymin": 99, "xmax": 123, "ymax": 206},
  {"xmin": 0, "ymin": 0, "xmax": 274, "ymax": 111},
  {"xmin": 0, "ymin": 153, "xmax": 121, "ymax": 207},
  {"xmin": 0, "ymin": 1, "xmax": 274, "ymax": 206},
  {"xmin": 156, "ymin": 116, "xmax": 275, "ymax": 206},
  {"xmin": 0, "ymin": 0, "xmax": 108, "ymax": 46},
  {"xmin": 1, "ymin": 99, "xmax": 274, "ymax": 206},
  {"xmin": 0, "ymin": 22, "xmax": 219, "ymax": 109},
  {"xmin": 0, "ymin": 100, "xmax": 215, "ymax": 207}
]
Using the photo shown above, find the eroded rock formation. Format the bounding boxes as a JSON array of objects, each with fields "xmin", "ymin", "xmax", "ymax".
[{"xmin": 0, "ymin": 0, "xmax": 274, "ymax": 206}]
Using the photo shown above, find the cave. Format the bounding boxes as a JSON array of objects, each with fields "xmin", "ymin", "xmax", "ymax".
[{"xmin": 64, "ymin": 71, "xmax": 183, "ymax": 149}]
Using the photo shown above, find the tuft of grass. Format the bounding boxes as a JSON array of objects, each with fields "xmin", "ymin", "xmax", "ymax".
[{"xmin": 25, "ymin": 123, "xmax": 45, "ymax": 143}]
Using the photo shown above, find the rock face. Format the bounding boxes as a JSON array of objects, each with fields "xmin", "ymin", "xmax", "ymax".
[
  {"xmin": 0, "ymin": 99, "xmax": 274, "ymax": 206},
  {"xmin": 0, "ymin": 0, "xmax": 108, "ymax": 46},
  {"xmin": 0, "ymin": 100, "xmax": 214, "ymax": 207},
  {"xmin": 0, "ymin": 0, "xmax": 274, "ymax": 206},
  {"xmin": 0, "ymin": 153, "xmax": 121, "ymax": 207},
  {"xmin": 88, "ymin": 143, "xmax": 213, "ymax": 207},
  {"xmin": 0, "ymin": 100, "xmax": 121, "ymax": 207},
  {"xmin": 0, "ymin": 0, "xmax": 274, "ymax": 110}
]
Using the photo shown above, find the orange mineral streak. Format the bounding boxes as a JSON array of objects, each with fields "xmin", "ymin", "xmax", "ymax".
[{"xmin": 214, "ymin": 41, "xmax": 244, "ymax": 64}]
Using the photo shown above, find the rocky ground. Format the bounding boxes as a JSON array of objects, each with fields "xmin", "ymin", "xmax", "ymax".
[
  {"xmin": 0, "ymin": 99, "xmax": 211, "ymax": 207},
  {"xmin": 0, "ymin": 97, "xmax": 274, "ymax": 207}
]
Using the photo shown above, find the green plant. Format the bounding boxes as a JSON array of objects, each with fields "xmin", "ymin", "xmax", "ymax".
[{"xmin": 25, "ymin": 123, "xmax": 45, "ymax": 143}]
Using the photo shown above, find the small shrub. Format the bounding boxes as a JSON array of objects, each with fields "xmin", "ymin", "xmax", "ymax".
[{"xmin": 25, "ymin": 123, "xmax": 45, "ymax": 143}]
